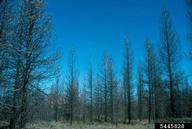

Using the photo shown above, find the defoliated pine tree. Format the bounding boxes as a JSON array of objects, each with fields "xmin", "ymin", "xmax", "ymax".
[
  {"xmin": 88, "ymin": 64, "xmax": 93, "ymax": 123},
  {"xmin": 137, "ymin": 64, "xmax": 144, "ymax": 121},
  {"xmin": 100, "ymin": 54, "xmax": 108, "ymax": 122},
  {"xmin": 160, "ymin": 8, "xmax": 180, "ymax": 118},
  {"xmin": 107, "ymin": 57, "xmax": 115, "ymax": 122},
  {"xmin": 66, "ymin": 49, "xmax": 79, "ymax": 125},
  {"xmin": 123, "ymin": 37, "xmax": 133, "ymax": 124},
  {"xmin": 144, "ymin": 40, "xmax": 156, "ymax": 123},
  {"xmin": 9, "ymin": 0, "xmax": 59, "ymax": 128}
]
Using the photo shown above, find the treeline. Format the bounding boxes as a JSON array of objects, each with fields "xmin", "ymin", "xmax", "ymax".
[
  {"xmin": 0, "ymin": 0, "xmax": 192, "ymax": 128},
  {"xmin": 42, "ymin": 1, "xmax": 192, "ymax": 125}
]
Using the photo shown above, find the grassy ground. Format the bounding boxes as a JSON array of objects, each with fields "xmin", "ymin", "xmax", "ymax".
[{"xmin": 26, "ymin": 121, "xmax": 154, "ymax": 129}]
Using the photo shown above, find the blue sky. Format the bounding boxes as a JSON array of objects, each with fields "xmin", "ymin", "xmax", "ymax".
[{"xmin": 46, "ymin": 0, "xmax": 190, "ymax": 85}]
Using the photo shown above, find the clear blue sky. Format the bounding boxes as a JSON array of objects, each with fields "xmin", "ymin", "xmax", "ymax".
[{"xmin": 46, "ymin": 0, "xmax": 190, "ymax": 85}]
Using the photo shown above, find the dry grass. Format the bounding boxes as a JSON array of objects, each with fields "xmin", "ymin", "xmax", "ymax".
[{"xmin": 26, "ymin": 121, "xmax": 154, "ymax": 129}]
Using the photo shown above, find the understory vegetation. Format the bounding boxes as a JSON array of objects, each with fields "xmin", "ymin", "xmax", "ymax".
[{"xmin": 26, "ymin": 121, "xmax": 154, "ymax": 129}]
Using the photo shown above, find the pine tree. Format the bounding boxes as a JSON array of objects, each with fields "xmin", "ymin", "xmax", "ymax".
[
  {"xmin": 88, "ymin": 64, "xmax": 93, "ymax": 122},
  {"xmin": 160, "ymin": 7, "xmax": 180, "ymax": 118},
  {"xmin": 137, "ymin": 64, "xmax": 144, "ymax": 121},
  {"xmin": 107, "ymin": 57, "xmax": 115, "ymax": 122},
  {"xmin": 123, "ymin": 37, "xmax": 132, "ymax": 124},
  {"xmin": 65, "ymin": 49, "xmax": 79, "ymax": 125},
  {"xmin": 145, "ymin": 40, "xmax": 155, "ymax": 123}
]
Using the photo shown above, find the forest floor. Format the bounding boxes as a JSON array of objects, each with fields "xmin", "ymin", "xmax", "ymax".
[{"xmin": 26, "ymin": 121, "xmax": 154, "ymax": 129}]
